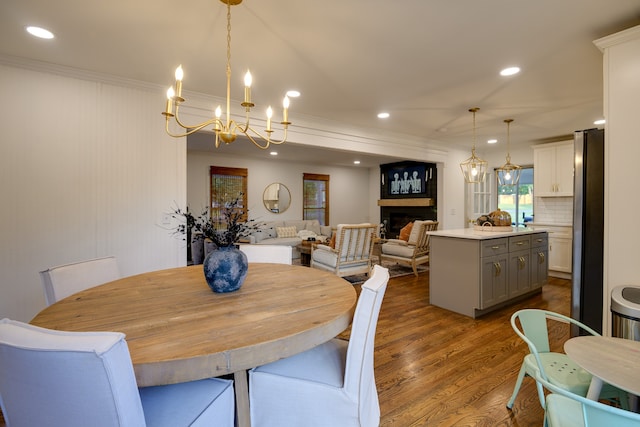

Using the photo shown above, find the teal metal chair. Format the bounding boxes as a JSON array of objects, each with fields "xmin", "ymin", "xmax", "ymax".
[
  {"xmin": 507, "ymin": 309, "xmax": 627, "ymax": 410},
  {"xmin": 535, "ymin": 373, "xmax": 640, "ymax": 427}
]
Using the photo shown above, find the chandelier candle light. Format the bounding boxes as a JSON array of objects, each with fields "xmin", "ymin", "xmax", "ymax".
[
  {"xmin": 162, "ymin": 0, "xmax": 291, "ymax": 149},
  {"xmin": 460, "ymin": 107, "xmax": 488, "ymax": 183},
  {"xmin": 496, "ymin": 118, "xmax": 521, "ymax": 186}
]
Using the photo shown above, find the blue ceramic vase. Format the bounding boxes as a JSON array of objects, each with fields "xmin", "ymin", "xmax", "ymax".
[{"xmin": 203, "ymin": 245, "xmax": 248, "ymax": 293}]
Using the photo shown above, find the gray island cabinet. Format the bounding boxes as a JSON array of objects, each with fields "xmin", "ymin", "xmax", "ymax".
[{"xmin": 428, "ymin": 228, "xmax": 548, "ymax": 318}]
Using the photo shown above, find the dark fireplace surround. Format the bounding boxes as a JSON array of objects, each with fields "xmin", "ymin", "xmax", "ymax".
[{"xmin": 379, "ymin": 161, "xmax": 437, "ymax": 238}]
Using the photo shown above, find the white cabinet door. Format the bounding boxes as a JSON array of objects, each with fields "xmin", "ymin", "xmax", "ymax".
[
  {"xmin": 554, "ymin": 143, "xmax": 574, "ymax": 196},
  {"xmin": 549, "ymin": 236, "xmax": 572, "ymax": 273},
  {"xmin": 533, "ymin": 141, "xmax": 573, "ymax": 197},
  {"xmin": 534, "ymin": 146, "xmax": 556, "ymax": 196}
]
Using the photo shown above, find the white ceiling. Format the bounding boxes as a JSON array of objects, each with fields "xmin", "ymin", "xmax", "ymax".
[{"xmin": 2, "ymin": 0, "xmax": 639, "ymax": 167}]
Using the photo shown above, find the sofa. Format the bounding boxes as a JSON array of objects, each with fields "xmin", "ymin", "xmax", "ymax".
[{"xmin": 246, "ymin": 219, "xmax": 333, "ymax": 259}]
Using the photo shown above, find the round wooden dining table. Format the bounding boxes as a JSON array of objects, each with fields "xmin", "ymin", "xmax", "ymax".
[{"xmin": 31, "ymin": 263, "xmax": 357, "ymax": 427}]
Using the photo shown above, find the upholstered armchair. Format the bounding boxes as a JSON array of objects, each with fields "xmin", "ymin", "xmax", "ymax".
[
  {"xmin": 380, "ymin": 220, "xmax": 439, "ymax": 276},
  {"xmin": 310, "ymin": 223, "xmax": 377, "ymax": 277}
]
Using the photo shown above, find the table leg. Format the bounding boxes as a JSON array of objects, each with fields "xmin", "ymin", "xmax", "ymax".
[
  {"xmin": 586, "ymin": 376, "xmax": 603, "ymax": 400},
  {"xmin": 234, "ymin": 370, "xmax": 251, "ymax": 427}
]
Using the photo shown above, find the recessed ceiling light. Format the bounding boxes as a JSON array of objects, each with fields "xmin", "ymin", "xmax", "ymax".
[
  {"xmin": 353, "ymin": 160, "xmax": 361, "ymax": 165},
  {"xmin": 26, "ymin": 26, "xmax": 54, "ymax": 39},
  {"xmin": 270, "ymin": 151, "xmax": 278, "ymax": 156},
  {"xmin": 286, "ymin": 90, "xmax": 300, "ymax": 98},
  {"xmin": 487, "ymin": 139, "xmax": 498, "ymax": 144},
  {"xmin": 377, "ymin": 112, "xmax": 390, "ymax": 119},
  {"xmin": 594, "ymin": 119, "xmax": 606, "ymax": 125},
  {"xmin": 500, "ymin": 66, "xmax": 520, "ymax": 76}
]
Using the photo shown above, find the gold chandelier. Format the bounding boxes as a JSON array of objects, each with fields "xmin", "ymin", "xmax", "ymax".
[
  {"xmin": 460, "ymin": 107, "xmax": 488, "ymax": 183},
  {"xmin": 496, "ymin": 118, "xmax": 521, "ymax": 186},
  {"xmin": 162, "ymin": 0, "xmax": 291, "ymax": 149}
]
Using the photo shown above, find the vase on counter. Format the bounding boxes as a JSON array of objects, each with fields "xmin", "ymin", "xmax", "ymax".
[{"xmin": 203, "ymin": 245, "xmax": 248, "ymax": 293}]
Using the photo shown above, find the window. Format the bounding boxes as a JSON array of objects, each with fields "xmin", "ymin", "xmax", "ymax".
[
  {"xmin": 496, "ymin": 167, "xmax": 533, "ymax": 227},
  {"xmin": 467, "ymin": 172, "xmax": 493, "ymax": 226},
  {"xmin": 303, "ymin": 173, "xmax": 329, "ymax": 226},
  {"xmin": 210, "ymin": 166, "xmax": 248, "ymax": 229}
]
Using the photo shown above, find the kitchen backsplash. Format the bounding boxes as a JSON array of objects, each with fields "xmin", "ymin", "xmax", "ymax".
[{"xmin": 534, "ymin": 196, "xmax": 573, "ymax": 224}]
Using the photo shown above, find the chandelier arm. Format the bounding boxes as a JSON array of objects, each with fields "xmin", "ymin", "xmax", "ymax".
[
  {"xmin": 172, "ymin": 106, "xmax": 224, "ymax": 134},
  {"xmin": 244, "ymin": 124, "xmax": 288, "ymax": 149},
  {"xmin": 229, "ymin": 116, "xmax": 288, "ymax": 146},
  {"xmin": 165, "ymin": 117, "xmax": 220, "ymax": 138},
  {"xmin": 233, "ymin": 111, "xmax": 251, "ymax": 134}
]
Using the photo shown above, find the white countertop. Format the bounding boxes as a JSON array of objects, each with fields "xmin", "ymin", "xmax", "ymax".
[{"xmin": 428, "ymin": 227, "xmax": 546, "ymax": 240}]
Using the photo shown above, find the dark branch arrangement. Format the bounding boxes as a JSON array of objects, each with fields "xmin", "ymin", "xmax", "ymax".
[{"xmin": 171, "ymin": 193, "xmax": 262, "ymax": 247}]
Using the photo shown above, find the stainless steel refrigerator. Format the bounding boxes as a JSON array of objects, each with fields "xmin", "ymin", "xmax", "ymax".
[{"xmin": 572, "ymin": 128, "xmax": 604, "ymax": 335}]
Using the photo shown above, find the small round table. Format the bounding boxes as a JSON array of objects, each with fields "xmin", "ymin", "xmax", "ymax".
[{"xmin": 564, "ymin": 335, "xmax": 640, "ymax": 404}]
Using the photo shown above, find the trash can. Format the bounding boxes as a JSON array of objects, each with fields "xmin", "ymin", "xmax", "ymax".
[{"xmin": 611, "ymin": 285, "xmax": 640, "ymax": 341}]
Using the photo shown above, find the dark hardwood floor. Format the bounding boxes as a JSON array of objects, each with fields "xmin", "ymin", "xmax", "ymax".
[{"xmin": 0, "ymin": 270, "xmax": 569, "ymax": 427}]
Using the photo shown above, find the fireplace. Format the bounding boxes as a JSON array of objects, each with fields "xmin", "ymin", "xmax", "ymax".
[
  {"xmin": 378, "ymin": 161, "xmax": 438, "ymax": 238},
  {"xmin": 380, "ymin": 205, "xmax": 437, "ymax": 238}
]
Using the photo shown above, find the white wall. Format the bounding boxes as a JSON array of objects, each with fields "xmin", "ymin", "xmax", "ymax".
[
  {"xmin": 0, "ymin": 60, "xmax": 185, "ymax": 322},
  {"xmin": 188, "ymin": 150, "xmax": 374, "ymax": 225},
  {"xmin": 595, "ymin": 26, "xmax": 640, "ymax": 335}
]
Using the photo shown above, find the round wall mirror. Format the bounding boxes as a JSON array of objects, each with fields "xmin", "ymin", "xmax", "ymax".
[{"xmin": 263, "ymin": 183, "xmax": 291, "ymax": 214}]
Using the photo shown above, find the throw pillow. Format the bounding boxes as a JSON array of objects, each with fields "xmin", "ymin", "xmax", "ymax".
[
  {"xmin": 399, "ymin": 222, "xmax": 414, "ymax": 241},
  {"xmin": 408, "ymin": 220, "xmax": 430, "ymax": 244},
  {"xmin": 276, "ymin": 226, "xmax": 297, "ymax": 238}
]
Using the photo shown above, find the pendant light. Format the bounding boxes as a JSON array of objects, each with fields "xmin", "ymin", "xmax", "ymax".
[
  {"xmin": 460, "ymin": 107, "xmax": 488, "ymax": 183},
  {"xmin": 496, "ymin": 118, "xmax": 521, "ymax": 186}
]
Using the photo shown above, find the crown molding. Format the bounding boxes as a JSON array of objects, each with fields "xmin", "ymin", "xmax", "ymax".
[{"xmin": 594, "ymin": 25, "xmax": 640, "ymax": 52}]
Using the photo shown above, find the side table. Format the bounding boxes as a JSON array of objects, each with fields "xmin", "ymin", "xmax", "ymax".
[{"xmin": 297, "ymin": 241, "xmax": 313, "ymax": 266}]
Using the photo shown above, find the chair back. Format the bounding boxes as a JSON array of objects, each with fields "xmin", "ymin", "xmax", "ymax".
[
  {"xmin": 511, "ymin": 309, "xmax": 601, "ymax": 379},
  {"xmin": 40, "ymin": 256, "xmax": 121, "ymax": 306},
  {"xmin": 239, "ymin": 245, "xmax": 292, "ymax": 264},
  {"xmin": 413, "ymin": 221, "xmax": 439, "ymax": 256},
  {"xmin": 343, "ymin": 264, "xmax": 389, "ymax": 423},
  {"xmin": 535, "ymin": 373, "xmax": 640, "ymax": 427},
  {"xmin": 0, "ymin": 318, "xmax": 146, "ymax": 427},
  {"xmin": 335, "ymin": 223, "xmax": 377, "ymax": 264}
]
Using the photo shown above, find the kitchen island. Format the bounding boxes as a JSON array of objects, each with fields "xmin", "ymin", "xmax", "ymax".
[{"xmin": 428, "ymin": 228, "xmax": 548, "ymax": 318}]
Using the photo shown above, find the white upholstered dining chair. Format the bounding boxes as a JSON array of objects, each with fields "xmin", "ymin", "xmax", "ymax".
[
  {"xmin": 310, "ymin": 223, "xmax": 377, "ymax": 277},
  {"xmin": 248, "ymin": 264, "xmax": 389, "ymax": 427},
  {"xmin": 239, "ymin": 244, "xmax": 292, "ymax": 264},
  {"xmin": 40, "ymin": 256, "xmax": 121, "ymax": 306},
  {"xmin": 0, "ymin": 318, "xmax": 235, "ymax": 427}
]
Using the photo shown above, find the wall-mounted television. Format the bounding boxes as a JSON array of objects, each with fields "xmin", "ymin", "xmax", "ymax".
[{"xmin": 380, "ymin": 161, "xmax": 436, "ymax": 199}]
